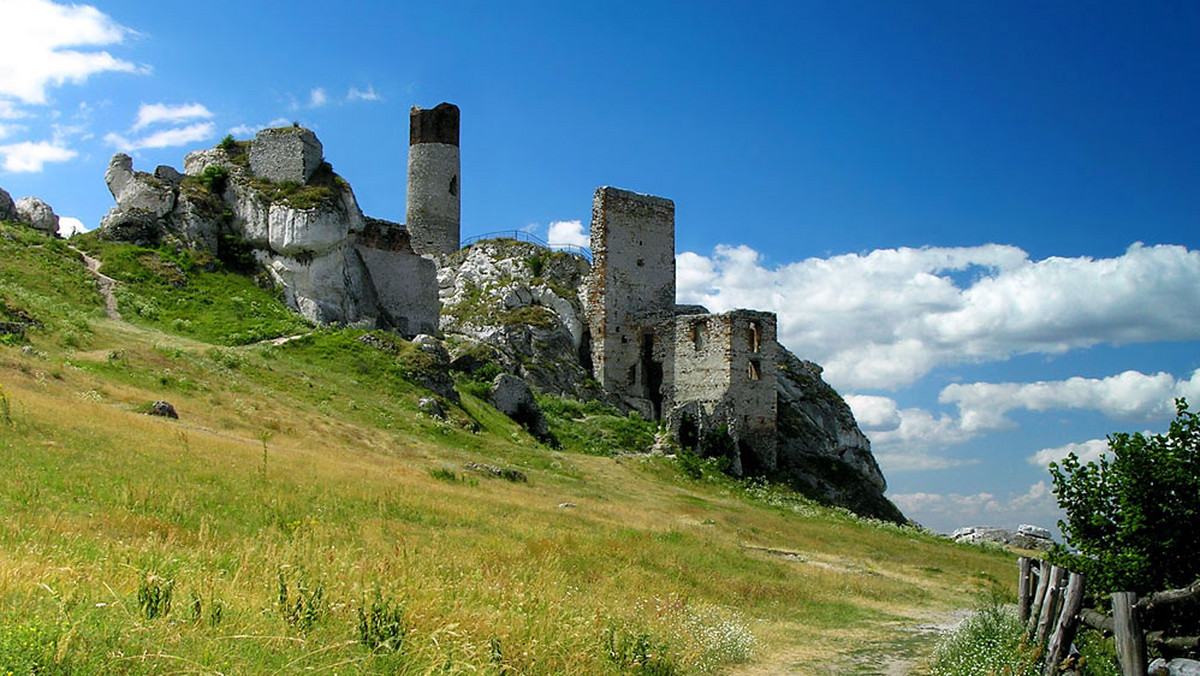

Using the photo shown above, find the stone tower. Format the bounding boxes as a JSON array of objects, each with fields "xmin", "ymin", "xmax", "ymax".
[
  {"xmin": 406, "ymin": 102, "xmax": 460, "ymax": 255},
  {"xmin": 586, "ymin": 186, "xmax": 676, "ymax": 419}
]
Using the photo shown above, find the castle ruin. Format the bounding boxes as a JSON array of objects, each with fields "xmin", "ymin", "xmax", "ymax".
[{"xmin": 585, "ymin": 186, "xmax": 779, "ymax": 472}]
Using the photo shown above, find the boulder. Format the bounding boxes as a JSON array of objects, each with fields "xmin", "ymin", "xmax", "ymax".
[
  {"xmin": 15, "ymin": 197, "xmax": 59, "ymax": 236},
  {"xmin": 1018, "ymin": 524, "xmax": 1052, "ymax": 540},
  {"xmin": 489, "ymin": 374, "xmax": 552, "ymax": 443},
  {"xmin": 0, "ymin": 187, "xmax": 16, "ymax": 221},
  {"xmin": 418, "ymin": 397, "xmax": 446, "ymax": 419},
  {"xmin": 146, "ymin": 401, "xmax": 179, "ymax": 419}
]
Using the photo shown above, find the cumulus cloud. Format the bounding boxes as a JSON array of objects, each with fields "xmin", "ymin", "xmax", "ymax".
[
  {"xmin": 1028, "ymin": 439, "xmax": 1110, "ymax": 468},
  {"xmin": 308, "ymin": 88, "xmax": 328, "ymax": 108},
  {"xmin": 890, "ymin": 480, "xmax": 1059, "ymax": 533},
  {"xmin": 0, "ymin": 139, "xmax": 76, "ymax": 171},
  {"xmin": 844, "ymin": 394, "xmax": 901, "ymax": 431},
  {"xmin": 132, "ymin": 102, "xmax": 212, "ymax": 131},
  {"xmin": 678, "ymin": 242, "xmax": 1200, "ymax": 390},
  {"xmin": 874, "ymin": 450, "xmax": 978, "ymax": 473},
  {"xmin": 347, "ymin": 85, "xmax": 381, "ymax": 102},
  {"xmin": 104, "ymin": 121, "xmax": 213, "ymax": 152},
  {"xmin": 57, "ymin": 215, "xmax": 85, "ymax": 236},
  {"xmin": 228, "ymin": 117, "xmax": 290, "ymax": 138},
  {"xmin": 0, "ymin": 0, "xmax": 143, "ymax": 107},
  {"xmin": 941, "ymin": 369, "xmax": 1200, "ymax": 431},
  {"xmin": 547, "ymin": 220, "xmax": 589, "ymax": 249}
]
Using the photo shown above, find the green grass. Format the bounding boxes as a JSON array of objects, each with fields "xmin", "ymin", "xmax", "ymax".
[
  {"xmin": 72, "ymin": 231, "xmax": 312, "ymax": 345},
  {"xmin": 0, "ymin": 221, "xmax": 1019, "ymax": 674}
]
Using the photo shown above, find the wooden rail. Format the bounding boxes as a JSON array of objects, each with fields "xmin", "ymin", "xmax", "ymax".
[{"xmin": 1016, "ymin": 557, "xmax": 1200, "ymax": 676}]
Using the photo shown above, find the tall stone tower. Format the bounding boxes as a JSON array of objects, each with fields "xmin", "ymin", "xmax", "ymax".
[
  {"xmin": 586, "ymin": 186, "xmax": 676, "ymax": 420},
  {"xmin": 406, "ymin": 102, "xmax": 460, "ymax": 255}
]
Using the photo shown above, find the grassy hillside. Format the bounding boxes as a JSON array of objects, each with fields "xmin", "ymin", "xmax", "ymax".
[{"xmin": 0, "ymin": 220, "xmax": 1015, "ymax": 675}]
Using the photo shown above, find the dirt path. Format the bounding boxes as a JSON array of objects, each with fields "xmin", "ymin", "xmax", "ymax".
[
  {"xmin": 71, "ymin": 246, "xmax": 121, "ymax": 320},
  {"xmin": 733, "ymin": 608, "xmax": 969, "ymax": 676}
]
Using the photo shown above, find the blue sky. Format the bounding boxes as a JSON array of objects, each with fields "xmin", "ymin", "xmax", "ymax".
[{"xmin": 2, "ymin": 0, "xmax": 1199, "ymax": 534}]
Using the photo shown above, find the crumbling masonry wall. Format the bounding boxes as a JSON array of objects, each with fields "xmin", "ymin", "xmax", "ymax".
[
  {"xmin": 406, "ymin": 103, "xmax": 461, "ymax": 255},
  {"xmin": 672, "ymin": 310, "xmax": 778, "ymax": 474},
  {"xmin": 250, "ymin": 127, "xmax": 324, "ymax": 184},
  {"xmin": 587, "ymin": 187, "xmax": 676, "ymax": 419}
]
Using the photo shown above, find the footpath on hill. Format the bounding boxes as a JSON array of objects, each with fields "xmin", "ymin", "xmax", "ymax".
[{"xmin": 732, "ymin": 607, "xmax": 969, "ymax": 676}]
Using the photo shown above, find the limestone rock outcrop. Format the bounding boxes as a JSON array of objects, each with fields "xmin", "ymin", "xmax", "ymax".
[
  {"xmin": 439, "ymin": 239, "xmax": 602, "ymax": 400},
  {"xmin": 951, "ymin": 525, "xmax": 1055, "ymax": 551},
  {"xmin": 0, "ymin": 188, "xmax": 18, "ymax": 222},
  {"xmin": 15, "ymin": 197, "xmax": 59, "ymax": 236},
  {"xmin": 96, "ymin": 128, "xmax": 438, "ymax": 336},
  {"xmin": 775, "ymin": 352, "xmax": 902, "ymax": 522}
]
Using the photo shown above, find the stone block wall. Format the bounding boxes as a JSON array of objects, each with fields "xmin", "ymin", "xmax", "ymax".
[
  {"xmin": 587, "ymin": 186, "xmax": 677, "ymax": 419},
  {"xmin": 406, "ymin": 103, "xmax": 460, "ymax": 255},
  {"xmin": 671, "ymin": 310, "xmax": 778, "ymax": 474},
  {"xmin": 250, "ymin": 127, "xmax": 324, "ymax": 184}
]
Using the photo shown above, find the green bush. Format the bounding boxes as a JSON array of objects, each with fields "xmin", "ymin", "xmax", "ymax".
[
  {"xmin": 928, "ymin": 594, "xmax": 1039, "ymax": 676},
  {"xmin": 138, "ymin": 575, "xmax": 174, "ymax": 620},
  {"xmin": 357, "ymin": 593, "xmax": 406, "ymax": 653},
  {"xmin": 1049, "ymin": 398, "xmax": 1200, "ymax": 594}
]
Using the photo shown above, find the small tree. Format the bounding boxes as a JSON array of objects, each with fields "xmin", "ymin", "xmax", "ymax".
[{"xmin": 1049, "ymin": 398, "xmax": 1200, "ymax": 595}]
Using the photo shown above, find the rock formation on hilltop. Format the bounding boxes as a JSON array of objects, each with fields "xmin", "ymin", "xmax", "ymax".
[{"xmin": 96, "ymin": 129, "xmax": 438, "ymax": 336}]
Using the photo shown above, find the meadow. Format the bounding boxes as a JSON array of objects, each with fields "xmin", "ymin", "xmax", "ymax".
[{"xmin": 0, "ymin": 220, "xmax": 1015, "ymax": 674}]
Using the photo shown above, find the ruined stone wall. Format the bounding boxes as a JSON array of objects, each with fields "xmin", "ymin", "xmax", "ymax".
[
  {"xmin": 406, "ymin": 103, "xmax": 460, "ymax": 255},
  {"xmin": 250, "ymin": 127, "xmax": 324, "ymax": 184},
  {"xmin": 587, "ymin": 186, "xmax": 676, "ymax": 419},
  {"xmin": 355, "ymin": 246, "xmax": 439, "ymax": 337},
  {"xmin": 670, "ymin": 310, "xmax": 778, "ymax": 474}
]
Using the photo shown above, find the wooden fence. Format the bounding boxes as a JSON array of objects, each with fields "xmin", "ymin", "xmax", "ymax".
[{"xmin": 1017, "ymin": 557, "xmax": 1200, "ymax": 676}]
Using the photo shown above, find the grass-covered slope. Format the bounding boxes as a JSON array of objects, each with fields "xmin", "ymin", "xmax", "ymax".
[{"xmin": 0, "ymin": 220, "xmax": 1015, "ymax": 675}]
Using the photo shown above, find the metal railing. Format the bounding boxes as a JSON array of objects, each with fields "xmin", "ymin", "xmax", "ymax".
[{"xmin": 459, "ymin": 230, "xmax": 592, "ymax": 261}]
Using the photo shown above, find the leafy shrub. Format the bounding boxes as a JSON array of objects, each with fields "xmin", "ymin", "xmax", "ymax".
[
  {"xmin": 928, "ymin": 594, "xmax": 1039, "ymax": 676},
  {"xmin": 1049, "ymin": 398, "xmax": 1200, "ymax": 594},
  {"xmin": 138, "ymin": 575, "xmax": 174, "ymax": 620},
  {"xmin": 218, "ymin": 134, "xmax": 238, "ymax": 151},
  {"xmin": 197, "ymin": 165, "xmax": 229, "ymax": 194},
  {"xmin": 278, "ymin": 570, "xmax": 325, "ymax": 631},
  {"xmin": 357, "ymin": 593, "xmax": 406, "ymax": 652},
  {"xmin": 604, "ymin": 627, "xmax": 678, "ymax": 675},
  {"xmin": 429, "ymin": 467, "xmax": 458, "ymax": 482}
]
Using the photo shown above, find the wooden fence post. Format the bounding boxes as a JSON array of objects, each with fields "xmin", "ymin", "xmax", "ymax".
[
  {"xmin": 1036, "ymin": 566, "xmax": 1067, "ymax": 648},
  {"xmin": 1044, "ymin": 571, "xmax": 1085, "ymax": 676},
  {"xmin": 1113, "ymin": 591, "xmax": 1147, "ymax": 676},
  {"xmin": 1019, "ymin": 557, "xmax": 1034, "ymax": 624},
  {"xmin": 1028, "ymin": 559, "xmax": 1052, "ymax": 638}
]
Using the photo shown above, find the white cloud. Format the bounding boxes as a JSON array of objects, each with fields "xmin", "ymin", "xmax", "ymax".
[
  {"xmin": 1028, "ymin": 439, "xmax": 1110, "ymax": 468},
  {"xmin": 133, "ymin": 102, "xmax": 212, "ymax": 131},
  {"xmin": 547, "ymin": 220, "xmax": 589, "ymax": 249},
  {"xmin": 0, "ymin": 122, "xmax": 24, "ymax": 139},
  {"xmin": 678, "ymin": 242, "xmax": 1200, "ymax": 390},
  {"xmin": 308, "ymin": 88, "xmax": 328, "ymax": 108},
  {"xmin": 0, "ymin": 139, "xmax": 76, "ymax": 171},
  {"xmin": 347, "ymin": 85, "xmax": 381, "ymax": 102},
  {"xmin": 844, "ymin": 394, "xmax": 901, "ymax": 431},
  {"xmin": 0, "ymin": 0, "xmax": 143, "ymax": 106},
  {"xmin": 874, "ymin": 451, "xmax": 978, "ymax": 473},
  {"xmin": 104, "ymin": 121, "xmax": 213, "ymax": 152},
  {"xmin": 57, "ymin": 215, "xmax": 85, "ymax": 236},
  {"xmin": 231, "ymin": 117, "xmax": 292, "ymax": 137},
  {"xmin": 890, "ymin": 480, "xmax": 1060, "ymax": 533},
  {"xmin": 941, "ymin": 368, "xmax": 1200, "ymax": 432}
]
